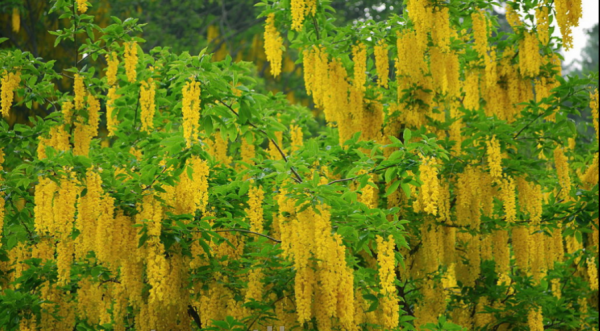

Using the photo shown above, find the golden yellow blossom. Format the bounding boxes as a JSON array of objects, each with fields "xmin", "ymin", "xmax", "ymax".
[
  {"xmin": 264, "ymin": 13, "xmax": 284, "ymax": 77},
  {"xmin": 418, "ymin": 155, "xmax": 440, "ymax": 216},
  {"xmin": 140, "ymin": 78, "xmax": 156, "ymax": 132},
  {"xmin": 106, "ymin": 86, "xmax": 119, "ymax": 136},
  {"xmin": 464, "ymin": 70, "xmax": 480, "ymax": 110},
  {"xmin": 1, "ymin": 70, "xmax": 21, "ymax": 118},
  {"xmin": 246, "ymin": 185, "xmax": 265, "ymax": 233},
  {"xmin": 182, "ymin": 79, "xmax": 201, "ymax": 147},
  {"xmin": 501, "ymin": 176, "xmax": 516, "ymax": 223},
  {"xmin": 290, "ymin": 0, "xmax": 316, "ymax": 31},
  {"xmin": 106, "ymin": 52, "xmax": 119, "ymax": 86},
  {"xmin": 519, "ymin": 31, "xmax": 541, "ymax": 77},
  {"xmin": 76, "ymin": 0, "xmax": 89, "ymax": 13},
  {"xmin": 554, "ymin": 146, "xmax": 571, "ymax": 199},
  {"xmin": 486, "ymin": 135, "xmax": 503, "ymax": 179},
  {"xmin": 374, "ymin": 40, "xmax": 389, "ymax": 88},
  {"xmin": 74, "ymin": 73, "xmax": 85, "ymax": 110},
  {"xmin": 536, "ymin": 6, "xmax": 550, "ymax": 45},
  {"xmin": 472, "ymin": 10, "xmax": 488, "ymax": 58},
  {"xmin": 555, "ymin": 0, "xmax": 582, "ymax": 50},
  {"xmin": 124, "ymin": 41, "xmax": 138, "ymax": 83},
  {"xmin": 352, "ymin": 42, "xmax": 367, "ymax": 91},
  {"xmin": 527, "ymin": 306, "xmax": 544, "ymax": 331}
]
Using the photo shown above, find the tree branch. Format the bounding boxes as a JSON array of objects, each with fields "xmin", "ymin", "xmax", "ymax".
[{"xmin": 218, "ymin": 101, "xmax": 303, "ymax": 184}]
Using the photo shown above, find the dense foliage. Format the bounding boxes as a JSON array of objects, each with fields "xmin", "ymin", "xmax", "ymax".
[{"xmin": 0, "ymin": 0, "xmax": 598, "ymax": 330}]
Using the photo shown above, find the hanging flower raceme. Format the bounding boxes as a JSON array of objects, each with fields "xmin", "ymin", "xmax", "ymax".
[
  {"xmin": 246, "ymin": 185, "xmax": 265, "ymax": 233},
  {"xmin": 182, "ymin": 79, "xmax": 201, "ymax": 147},
  {"xmin": 418, "ymin": 155, "xmax": 440, "ymax": 216},
  {"xmin": 74, "ymin": 73, "xmax": 86, "ymax": 110},
  {"xmin": 527, "ymin": 306, "xmax": 544, "ymax": 331},
  {"xmin": 519, "ymin": 31, "xmax": 541, "ymax": 77},
  {"xmin": 106, "ymin": 87, "xmax": 119, "ymax": 136},
  {"xmin": 554, "ymin": 0, "xmax": 582, "ymax": 50},
  {"xmin": 76, "ymin": 0, "xmax": 89, "ymax": 13},
  {"xmin": 536, "ymin": 5, "xmax": 550, "ymax": 46},
  {"xmin": 124, "ymin": 41, "xmax": 138, "ymax": 83},
  {"xmin": 352, "ymin": 42, "xmax": 367, "ymax": 91},
  {"xmin": 1, "ymin": 70, "xmax": 21, "ymax": 118},
  {"xmin": 106, "ymin": 52, "xmax": 119, "ymax": 86},
  {"xmin": 264, "ymin": 13, "xmax": 284, "ymax": 77},
  {"xmin": 374, "ymin": 40, "xmax": 389, "ymax": 88},
  {"xmin": 290, "ymin": 0, "xmax": 316, "ymax": 31},
  {"xmin": 486, "ymin": 135, "xmax": 503, "ymax": 179},
  {"xmin": 554, "ymin": 146, "xmax": 571, "ymax": 199},
  {"xmin": 376, "ymin": 235, "xmax": 400, "ymax": 329},
  {"xmin": 471, "ymin": 9, "xmax": 488, "ymax": 59},
  {"xmin": 500, "ymin": 176, "xmax": 516, "ymax": 223},
  {"xmin": 140, "ymin": 78, "xmax": 156, "ymax": 132},
  {"xmin": 463, "ymin": 70, "xmax": 480, "ymax": 111}
]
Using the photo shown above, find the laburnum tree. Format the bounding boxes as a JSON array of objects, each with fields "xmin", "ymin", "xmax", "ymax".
[{"xmin": 0, "ymin": 0, "xmax": 598, "ymax": 330}]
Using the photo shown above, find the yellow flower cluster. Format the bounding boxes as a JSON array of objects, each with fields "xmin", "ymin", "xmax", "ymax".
[
  {"xmin": 432, "ymin": 7, "xmax": 450, "ymax": 51},
  {"xmin": 536, "ymin": 6, "xmax": 550, "ymax": 45},
  {"xmin": 124, "ymin": 41, "xmax": 138, "ymax": 83},
  {"xmin": 264, "ymin": 13, "xmax": 284, "ymax": 77},
  {"xmin": 106, "ymin": 52, "xmax": 119, "ymax": 86},
  {"xmin": 376, "ymin": 235, "xmax": 400, "ymax": 329},
  {"xmin": 553, "ymin": 146, "xmax": 571, "ymax": 199},
  {"xmin": 519, "ymin": 31, "xmax": 541, "ymax": 77},
  {"xmin": 106, "ymin": 86, "xmax": 119, "ymax": 136},
  {"xmin": 592, "ymin": 89, "xmax": 598, "ymax": 140},
  {"xmin": 352, "ymin": 42, "xmax": 367, "ymax": 91},
  {"xmin": 418, "ymin": 155, "xmax": 440, "ymax": 216},
  {"xmin": 140, "ymin": 78, "xmax": 156, "ymax": 132},
  {"xmin": 1, "ymin": 70, "xmax": 21, "ymax": 118},
  {"xmin": 505, "ymin": 3, "xmax": 522, "ymax": 29},
  {"xmin": 246, "ymin": 185, "xmax": 265, "ymax": 233},
  {"xmin": 587, "ymin": 257, "xmax": 598, "ymax": 291},
  {"xmin": 463, "ymin": 70, "xmax": 480, "ymax": 110},
  {"xmin": 76, "ymin": 0, "xmax": 89, "ymax": 13},
  {"xmin": 182, "ymin": 79, "xmax": 201, "ymax": 147},
  {"xmin": 486, "ymin": 135, "xmax": 502, "ymax": 179},
  {"xmin": 87, "ymin": 94, "xmax": 100, "ymax": 137},
  {"xmin": 209, "ymin": 133, "xmax": 231, "ymax": 164},
  {"xmin": 240, "ymin": 135, "xmax": 256, "ymax": 171},
  {"xmin": 55, "ymin": 174, "xmax": 79, "ymax": 286},
  {"xmin": 290, "ymin": 0, "xmax": 317, "ymax": 31},
  {"xmin": 175, "ymin": 156, "xmax": 209, "ymax": 214},
  {"xmin": 501, "ymin": 176, "xmax": 516, "ymax": 223},
  {"xmin": 74, "ymin": 73, "xmax": 85, "ymax": 110},
  {"xmin": 471, "ymin": 10, "xmax": 488, "ymax": 59},
  {"xmin": 374, "ymin": 40, "xmax": 389, "ymax": 88},
  {"xmin": 527, "ymin": 306, "xmax": 544, "ymax": 331},
  {"xmin": 12, "ymin": 7, "xmax": 20, "ymax": 33},
  {"xmin": 555, "ymin": 0, "xmax": 582, "ymax": 50},
  {"xmin": 512, "ymin": 225, "xmax": 530, "ymax": 270}
]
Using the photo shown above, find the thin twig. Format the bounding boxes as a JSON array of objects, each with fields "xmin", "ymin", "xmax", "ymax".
[
  {"xmin": 218, "ymin": 101, "xmax": 303, "ymax": 183},
  {"xmin": 327, "ymin": 163, "xmax": 397, "ymax": 185},
  {"xmin": 196, "ymin": 228, "xmax": 281, "ymax": 243}
]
